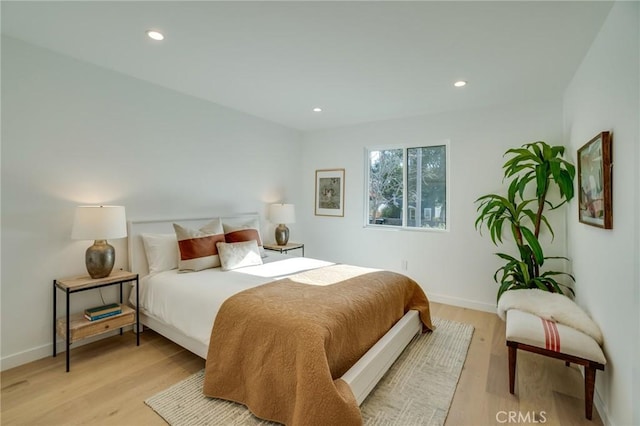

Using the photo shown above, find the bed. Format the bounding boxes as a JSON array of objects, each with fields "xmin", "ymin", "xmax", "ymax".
[{"xmin": 128, "ymin": 216, "xmax": 433, "ymax": 425}]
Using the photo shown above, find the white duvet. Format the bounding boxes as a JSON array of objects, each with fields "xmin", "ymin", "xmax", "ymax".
[{"xmin": 130, "ymin": 255, "xmax": 334, "ymax": 347}]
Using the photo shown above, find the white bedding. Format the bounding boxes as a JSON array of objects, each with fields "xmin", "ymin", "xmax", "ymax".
[{"xmin": 130, "ymin": 255, "xmax": 335, "ymax": 347}]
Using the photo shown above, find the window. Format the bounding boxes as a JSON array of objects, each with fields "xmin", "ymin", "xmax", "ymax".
[{"xmin": 366, "ymin": 143, "xmax": 448, "ymax": 230}]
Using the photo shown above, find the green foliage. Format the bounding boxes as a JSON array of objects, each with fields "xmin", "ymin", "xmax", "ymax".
[
  {"xmin": 380, "ymin": 203, "xmax": 401, "ymax": 219},
  {"xmin": 475, "ymin": 141, "xmax": 576, "ymax": 301},
  {"xmin": 369, "ymin": 149, "xmax": 404, "ymax": 220}
]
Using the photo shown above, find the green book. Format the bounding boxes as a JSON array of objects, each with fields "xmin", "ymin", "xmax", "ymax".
[
  {"xmin": 85, "ymin": 303, "xmax": 120, "ymax": 315},
  {"xmin": 84, "ymin": 310, "xmax": 121, "ymax": 321}
]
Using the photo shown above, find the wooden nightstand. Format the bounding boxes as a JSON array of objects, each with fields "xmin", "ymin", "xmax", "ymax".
[
  {"xmin": 53, "ymin": 270, "xmax": 139, "ymax": 372},
  {"xmin": 263, "ymin": 242, "xmax": 305, "ymax": 257}
]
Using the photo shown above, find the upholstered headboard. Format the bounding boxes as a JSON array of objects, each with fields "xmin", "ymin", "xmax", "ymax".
[{"xmin": 127, "ymin": 214, "xmax": 262, "ymax": 277}]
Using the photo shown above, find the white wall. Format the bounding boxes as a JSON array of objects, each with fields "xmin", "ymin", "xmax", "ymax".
[
  {"xmin": 301, "ymin": 99, "xmax": 565, "ymax": 312},
  {"xmin": 0, "ymin": 36, "xmax": 303, "ymax": 369},
  {"xmin": 563, "ymin": 2, "xmax": 639, "ymax": 426}
]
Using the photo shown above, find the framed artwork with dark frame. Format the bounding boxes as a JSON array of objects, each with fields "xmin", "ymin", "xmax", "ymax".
[
  {"xmin": 315, "ymin": 169, "xmax": 345, "ymax": 217},
  {"xmin": 578, "ymin": 131, "xmax": 612, "ymax": 229}
]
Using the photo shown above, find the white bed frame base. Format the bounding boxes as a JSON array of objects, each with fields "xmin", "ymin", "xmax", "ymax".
[
  {"xmin": 345, "ymin": 310, "xmax": 421, "ymax": 405},
  {"xmin": 137, "ymin": 311, "xmax": 209, "ymax": 358},
  {"xmin": 128, "ymin": 217, "xmax": 422, "ymax": 407}
]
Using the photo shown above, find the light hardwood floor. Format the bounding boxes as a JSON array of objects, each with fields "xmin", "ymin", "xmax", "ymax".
[{"xmin": 1, "ymin": 302, "xmax": 602, "ymax": 425}]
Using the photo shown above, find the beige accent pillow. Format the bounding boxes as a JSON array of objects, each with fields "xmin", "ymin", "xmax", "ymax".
[
  {"xmin": 221, "ymin": 216, "xmax": 265, "ymax": 257},
  {"xmin": 173, "ymin": 219, "xmax": 225, "ymax": 272},
  {"xmin": 216, "ymin": 240, "xmax": 263, "ymax": 271}
]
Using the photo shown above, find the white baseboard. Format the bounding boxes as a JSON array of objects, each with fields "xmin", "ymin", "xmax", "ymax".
[
  {"xmin": 1, "ymin": 327, "xmax": 131, "ymax": 372},
  {"xmin": 1, "ymin": 342, "xmax": 53, "ymax": 371},
  {"xmin": 592, "ymin": 375, "xmax": 613, "ymax": 426},
  {"xmin": 428, "ymin": 292, "xmax": 497, "ymax": 313}
]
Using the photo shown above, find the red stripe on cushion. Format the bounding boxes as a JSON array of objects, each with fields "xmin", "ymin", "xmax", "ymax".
[
  {"xmin": 225, "ymin": 229, "xmax": 262, "ymax": 245},
  {"xmin": 551, "ymin": 321, "xmax": 560, "ymax": 352},
  {"xmin": 542, "ymin": 319, "xmax": 552, "ymax": 350},
  {"xmin": 177, "ymin": 234, "xmax": 225, "ymax": 260},
  {"xmin": 541, "ymin": 318, "xmax": 560, "ymax": 352}
]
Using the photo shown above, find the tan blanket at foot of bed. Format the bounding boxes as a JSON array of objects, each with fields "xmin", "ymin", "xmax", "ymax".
[{"xmin": 202, "ymin": 264, "xmax": 433, "ymax": 426}]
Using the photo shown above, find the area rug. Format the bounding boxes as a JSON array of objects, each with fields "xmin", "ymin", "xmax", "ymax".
[{"xmin": 145, "ymin": 317, "xmax": 473, "ymax": 426}]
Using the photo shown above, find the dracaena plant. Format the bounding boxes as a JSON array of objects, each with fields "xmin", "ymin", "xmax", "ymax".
[{"xmin": 475, "ymin": 141, "xmax": 576, "ymax": 301}]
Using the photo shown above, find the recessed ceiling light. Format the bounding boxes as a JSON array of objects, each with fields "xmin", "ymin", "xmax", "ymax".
[
  {"xmin": 313, "ymin": 107, "xmax": 322, "ymax": 112},
  {"xmin": 454, "ymin": 80, "xmax": 467, "ymax": 87},
  {"xmin": 146, "ymin": 30, "xmax": 164, "ymax": 41}
]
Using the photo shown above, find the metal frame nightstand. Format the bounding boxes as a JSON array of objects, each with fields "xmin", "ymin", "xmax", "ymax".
[
  {"xmin": 263, "ymin": 242, "xmax": 305, "ymax": 257},
  {"xmin": 53, "ymin": 270, "xmax": 139, "ymax": 372}
]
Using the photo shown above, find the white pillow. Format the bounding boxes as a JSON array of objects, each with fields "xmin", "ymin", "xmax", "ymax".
[
  {"xmin": 216, "ymin": 240, "xmax": 263, "ymax": 271},
  {"xmin": 141, "ymin": 233, "xmax": 179, "ymax": 274},
  {"xmin": 173, "ymin": 219, "xmax": 225, "ymax": 272}
]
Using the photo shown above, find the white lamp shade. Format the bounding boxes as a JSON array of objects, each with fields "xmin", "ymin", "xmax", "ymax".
[
  {"xmin": 270, "ymin": 204, "xmax": 296, "ymax": 224},
  {"xmin": 71, "ymin": 205, "xmax": 127, "ymax": 240}
]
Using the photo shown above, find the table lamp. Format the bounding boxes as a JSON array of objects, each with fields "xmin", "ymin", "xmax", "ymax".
[
  {"xmin": 269, "ymin": 203, "xmax": 295, "ymax": 246},
  {"xmin": 71, "ymin": 205, "xmax": 127, "ymax": 279}
]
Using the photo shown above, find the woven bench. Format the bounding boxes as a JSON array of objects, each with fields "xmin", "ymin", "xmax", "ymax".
[{"xmin": 506, "ymin": 309, "xmax": 606, "ymax": 420}]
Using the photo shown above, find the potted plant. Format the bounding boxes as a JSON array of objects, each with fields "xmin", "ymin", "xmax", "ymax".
[{"xmin": 475, "ymin": 141, "xmax": 576, "ymax": 301}]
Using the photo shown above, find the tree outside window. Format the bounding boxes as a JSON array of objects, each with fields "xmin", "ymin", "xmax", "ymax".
[{"xmin": 368, "ymin": 144, "xmax": 447, "ymax": 229}]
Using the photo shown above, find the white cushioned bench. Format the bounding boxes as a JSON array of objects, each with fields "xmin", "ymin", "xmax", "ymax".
[{"xmin": 498, "ymin": 290, "xmax": 606, "ymax": 421}]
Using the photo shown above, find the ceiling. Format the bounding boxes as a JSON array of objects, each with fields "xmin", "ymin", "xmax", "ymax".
[{"xmin": 1, "ymin": 1, "xmax": 613, "ymax": 131}]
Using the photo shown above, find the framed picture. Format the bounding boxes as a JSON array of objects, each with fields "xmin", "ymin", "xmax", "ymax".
[
  {"xmin": 315, "ymin": 169, "xmax": 345, "ymax": 217},
  {"xmin": 578, "ymin": 131, "xmax": 612, "ymax": 229}
]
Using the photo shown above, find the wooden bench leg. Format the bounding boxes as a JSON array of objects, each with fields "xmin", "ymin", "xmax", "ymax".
[
  {"xmin": 584, "ymin": 366, "xmax": 597, "ymax": 420},
  {"xmin": 507, "ymin": 341, "xmax": 604, "ymax": 420},
  {"xmin": 508, "ymin": 344, "xmax": 517, "ymax": 394}
]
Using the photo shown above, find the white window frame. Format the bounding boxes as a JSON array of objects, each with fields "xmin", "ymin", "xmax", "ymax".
[{"xmin": 363, "ymin": 140, "xmax": 450, "ymax": 232}]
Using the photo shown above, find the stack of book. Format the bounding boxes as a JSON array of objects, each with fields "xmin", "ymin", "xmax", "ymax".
[{"xmin": 84, "ymin": 303, "xmax": 122, "ymax": 321}]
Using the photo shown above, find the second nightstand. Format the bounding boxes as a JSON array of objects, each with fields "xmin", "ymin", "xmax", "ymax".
[{"xmin": 263, "ymin": 242, "xmax": 305, "ymax": 257}]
